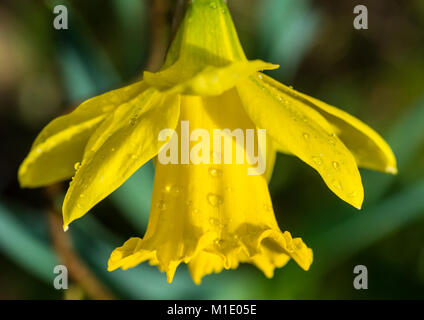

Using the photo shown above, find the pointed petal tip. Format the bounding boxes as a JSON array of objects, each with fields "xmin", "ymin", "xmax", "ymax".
[
  {"xmin": 107, "ymin": 265, "xmax": 115, "ymax": 272},
  {"xmin": 166, "ymin": 272, "xmax": 175, "ymax": 284},
  {"xmin": 348, "ymin": 194, "xmax": 363, "ymax": 211},
  {"xmin": 63, "ymin": 225, "xmax": 69, "ymax": 232},
  {"xmin": 385, "ymin": 166, "xmax": 398, "ymax": 175},
  {"xmin": 354, "ymin": 199, "xmax": 363, "ymax": 210},
  {"xmin": 260, "ymin": 62, "xmax": 279, "ymax": 71},
  {"xmin": 17, "ymin": 167, "xmax": 36, "ymax": 189}
]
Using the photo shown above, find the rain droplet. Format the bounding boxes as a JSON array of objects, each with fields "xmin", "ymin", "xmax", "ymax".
[
  {"xmin": 208, "ymin": 167, "xmax": 222, "ymax": 177},
  {"xmin": 214, "ymin": 239, "xmax": 225, "ymax": 247},
  {"xmin": 157, "ymin": 200, "xmax": 167, "ymax": 210},
  {"xmin": 207, "ymin": 193, "xmax": 223, "ymax": 207},
  {"xmin": 332, "ymin": 179, "xmax": 343, "ymax": 191},
  {"xmin": 329, "ymin": 133, "xmax": 337, "ymax": 145},
  {"xmin": 164, "ymin": 185, "xmax": 172, "ymax": 192},
  {"xmin": 332, "ymin": 161, "xmax": 340, "ymax": 169},
  {"xmin": 258, "ymin": 74, "xmax": 263, "ymax": 80},
  {"xmin": 209, "ymin": 1, "xmax": 217, "ymax": 9},
  {"xmin": 209, "ymin": 218, "xmax": 220, "ymax": 226},
  {"xmin": 74, "ymin": 162, "xmax": 81, "ymax": 171},
  {"xmin": 171, "ymin": 185, "xmax": 181, "ymax": 193},
  {"xmin": 263, "ymin": 204, "xmax": 272, "ymax": 211},
  {"xmin": 129, "ymin": 117, "xmax": 137, "ymax": 126},
  {"xmin": 186, "ymin": 200, "xmax": 193, "ymax": 207},
  {"xmin": 111, "ymin": 148, "xmax": 116, "ymax": 152},
  {"xmin": 303, "ymin": 133, "xmax": 310, "ymax": 140},
  {"xmin": 312, "ymin": 156, "xmax": 323, "ymax": 166}
]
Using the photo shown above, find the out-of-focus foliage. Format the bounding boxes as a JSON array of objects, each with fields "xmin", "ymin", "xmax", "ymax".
[{"xmin": 0, "ymin": 0, "xmax": 423, "ymax": 299}]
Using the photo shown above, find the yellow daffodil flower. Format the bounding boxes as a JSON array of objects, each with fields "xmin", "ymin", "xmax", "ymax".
[{"xmin": 18, "ymin": 0, "xmax": 396, "ymax": 284}]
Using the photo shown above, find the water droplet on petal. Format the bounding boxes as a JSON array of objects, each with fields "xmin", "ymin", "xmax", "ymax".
[
  {"xmin": 312, "ymin": 156, "xmax": 323, "ymax": 166},
  {"xmin": 157, "ymin": 200, "xmax": 167, "ymax": 210},
  {"xmin": 207, "ymin": 193, "xmax": 223, "ymax": 207},
  {"xmin": 332, "ymin": 161, "xmax": 340, "ymax": 169},
  {"xmin": 208, "ymin": 167, "xmax": 222, "ymax": 177},
  {"xmin": 129, "ymin": 117, "xmax": 137, "ymax": 126},
  {"xmin": 329, "ymin": 133, "xmax": 337, "ymax": 145},
  {"xmin": 303, "ymin": 133, "xmax": 310, "ymax": 140},
  {"xmin": 209, "ymin": 1, "xmax": 217, "ymax": 9},
  {"xmin": 171, "ymin": 185, "xmax": 181, "ymax": 193},
  {"xmin": 258, "ymin": 74, "xmax": 263, "ymax": 80},
  {"xmin": 263, "ymin": 204, "xmax": 272, "ymax": 211},
  {"xmin": 74, "ymin": 162, "xmax": 81, "ymax": 171},
  {"xmin": 209, "ymin": 218, "xmax": 220, "ymax": 226},
  {"xmin": 332, "ymin": 179, "xmax": 343, "ymax": 191}
]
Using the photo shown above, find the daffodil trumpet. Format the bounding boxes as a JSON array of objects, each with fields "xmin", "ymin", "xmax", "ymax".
[
  {"xmin": 18, "ymin": 0, "xmax": 396, "ymax": 284},
  {"xmin": 157, "ymin": 120, "xmax": 267, "ymax": 175}
]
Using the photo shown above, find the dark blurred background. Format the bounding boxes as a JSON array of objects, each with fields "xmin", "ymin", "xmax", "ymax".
[{"xmin": 0, "ymin": 0, "xmax": 423, "ymax": 299}]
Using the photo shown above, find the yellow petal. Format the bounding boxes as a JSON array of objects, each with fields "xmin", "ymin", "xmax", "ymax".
[
  {"xmin": 108, "ymin": 90, "xmax": 312, "ymax": 284},
  {"xmin": 237, "ymin": 75, "xmax": 364, "ymax": 209},
  {"xmin": 264, "ymin": 133, "xmax": 277, "ymax": 182},
  {"xmin": 261, "ymin": 74, "xmax": 397, "ymax": 174},
  {"xmin": 145, "ymin": 0, "xmax": 279, "ymax": 97},
  {"xmin": 18, "ymin": 81, "xmax": 145, "ymax": 187},
  {"xmin": 144, "ymin": 60, "xmax": 278, "ymax": 96},
  {"xmin": 163, "ymin": 0, "xmax": 247, "ymax": 69},
  {"xmin": 62, "ymin": 88, "xmax": 180, "ymax": 228}
]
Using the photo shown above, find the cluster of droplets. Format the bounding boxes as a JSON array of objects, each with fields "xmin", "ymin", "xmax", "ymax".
[
  {"xmin": 129, "ymin": 108, "xmax": 142, "ymax": 127},
  {"xmin": 207, "ymin": 192, "xmax": 223, "ymax": 207},
  {"xmin": 296, "ymin": 117, "xmax": 348, "ymax": 195},
  {"xmin": 156, "ymin": 184, "xmax": 184, "ymax": 212},
  {"xmin": 208, "ymin": 1, "xmax": 226, "ymax": 13}
]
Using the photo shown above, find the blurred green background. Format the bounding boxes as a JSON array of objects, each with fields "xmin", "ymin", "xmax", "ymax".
[{"xmin": 0, "ymin": 0, "xmax": 423, "ymax": 299}]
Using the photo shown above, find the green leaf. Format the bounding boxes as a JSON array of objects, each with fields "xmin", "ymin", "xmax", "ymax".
[
  {"xmin": 0, "ymin": 203, "xmax": 58, "ymax": 283},
  {"xmin": 364, "ymin": 96, "xmax": 424, "ymax": 203},
  {"xmin": 110, "ymin": 161, "xmax": 154, "ymax": 232},
  {"xmin": 257, "ymin": 0, "xmax": 320, "ymax": 80}
]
